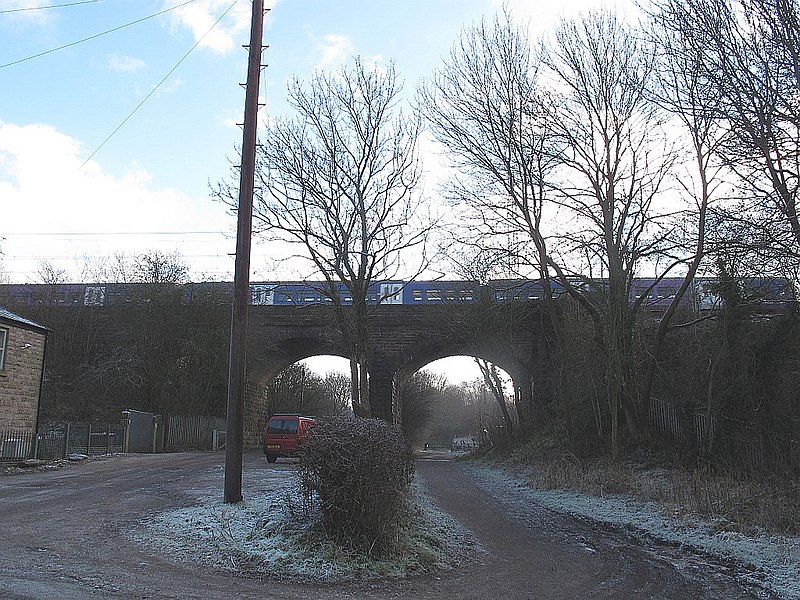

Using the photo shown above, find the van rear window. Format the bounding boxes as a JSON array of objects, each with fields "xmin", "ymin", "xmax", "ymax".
[{"xmin": 267, "ymin": 418, "xmax": 298, "ymax": 434}]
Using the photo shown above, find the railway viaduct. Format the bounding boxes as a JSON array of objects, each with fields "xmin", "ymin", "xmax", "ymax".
[{"xmin": 241, "ymin": 301, "xmax": 556, "ymax": 446}]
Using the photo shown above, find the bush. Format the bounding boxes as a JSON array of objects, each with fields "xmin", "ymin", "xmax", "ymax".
[{"xmin": 298, "ymin": 416, "xmax": 414, "ymax": 556}]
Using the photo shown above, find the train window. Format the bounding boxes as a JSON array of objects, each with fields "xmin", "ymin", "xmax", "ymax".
[
  {"xmin": 426, "ymin": 289, "xmax": 442, "ymax": 302},
  {"xmin": 412, "ymin": 289, "xmax": 423, "ymax": 302},
  {"xmin": 658, "ymin": 286, "xmax": 677, "ymax": 299},
  {"xmin": 461, "ymin": 289, "xmax": 474, "ymax": 302},
  {"xmin": 445, "ymin": 289, "xmax": 456, "ymax": 301}
]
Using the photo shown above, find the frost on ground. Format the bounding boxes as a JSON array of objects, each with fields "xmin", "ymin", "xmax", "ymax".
[
  {"xmin": 465, "ymin": 465, "xmax": 800, "ymax": 600},
  {"xmin": 131, "ymin": 464, "xmax": 480, "ymax": 582}
]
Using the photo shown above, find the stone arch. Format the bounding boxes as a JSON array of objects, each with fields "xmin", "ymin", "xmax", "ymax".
[
  {"xmin": 241, "ymin": 302, "xmax": 554, "ymax": 445},
  {"xmin": 389, "ymin": 340, "xmax": 538, "ymax": 431},
  {"xmin": 244, "ymin": 332, "xmax": 352, "ymax": 447},
  {"xmin": 249, "ymin": 336, "xmax": 350, "ymax": 388}
]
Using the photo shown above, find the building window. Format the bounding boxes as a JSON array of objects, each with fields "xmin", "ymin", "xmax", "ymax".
[{"xmin": 0, "ymin": 327, "xmax": 7, "ymax": 371}]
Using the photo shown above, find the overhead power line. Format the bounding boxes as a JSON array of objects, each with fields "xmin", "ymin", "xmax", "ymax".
[
  {"xmin": 1, "ymin": 231, "xmax": 228, "ymax": 237},
  {"xmin": 0, "ymin": 0, "xmax": 202, "ymax": 69},
  {"xmin": 0, "ymin": 0, "xmax": 100, "ymax": 14},
  {"xmin": 80, "ymin": 0, "xmax": 238, "ymax": 169}
]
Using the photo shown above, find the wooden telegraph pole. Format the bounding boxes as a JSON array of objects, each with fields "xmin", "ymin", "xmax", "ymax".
[{"xmin": 224, "ymin": 0, "xmax": 265, "ymax": 504}]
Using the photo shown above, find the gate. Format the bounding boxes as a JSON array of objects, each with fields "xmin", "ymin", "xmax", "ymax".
[{"xmin": 122, "ymin": 409, "xmax": 164, "ymax": 453}]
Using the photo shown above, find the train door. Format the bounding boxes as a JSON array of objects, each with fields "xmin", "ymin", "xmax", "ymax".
[
  {"xmin": 379, "ymin": 282, "xmax": 403, "ymax": 304},
  {"xmin": 250, "ymin": 284, "xmax": 275, "ymax": 305}
]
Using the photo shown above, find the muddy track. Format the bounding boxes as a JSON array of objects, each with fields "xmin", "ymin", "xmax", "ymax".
[{"xmin": 0, "ymin": 451, "xmax": 768, "ymax": 599}]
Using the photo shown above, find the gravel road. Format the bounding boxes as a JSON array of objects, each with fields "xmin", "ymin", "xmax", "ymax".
[{"xmin": 0, "ymin": 451, "xmax": 776, "ymax": 599}]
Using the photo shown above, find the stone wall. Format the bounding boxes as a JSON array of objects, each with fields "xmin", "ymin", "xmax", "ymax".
[{"xmin": 0, "ymin": 323, "xmax": 46, "ymax": 432}]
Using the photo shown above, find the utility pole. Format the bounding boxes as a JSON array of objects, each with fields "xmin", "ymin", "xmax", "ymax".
[{"xmin": 224, "ymin": 0, "xmax": 265, "ymax": 504}]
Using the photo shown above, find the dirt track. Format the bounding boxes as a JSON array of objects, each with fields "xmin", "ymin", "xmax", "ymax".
[{"xmin": 0, "ymin": 451, "xmax": 769, "ymax": 599}]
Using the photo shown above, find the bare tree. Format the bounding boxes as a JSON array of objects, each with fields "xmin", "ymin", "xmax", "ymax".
[
  {"xmin": 37, "ymin": 259, "xmax": 69, "ymax": 285},
  {"xmin": 419, "ymin": 9, "xmax": 559, "ymax": 291},
  {"xmin": 637, "ymin": 2, "xmax": 730, "ymax": 413},
  {"xmin": 79, "ymin": 250, "xmax": 189, "ymax": 285},
  {"xmin": 218, "ymin": 57, "xmax": 428, "ymax": 416},
  {"xmin": 422, "ymin": 9, "xmax": 682, "ymax": 458},
  {"xmin": 0, "ymin": 241, "xmax": 9, "ymax": 283},
  {"xmin": 419, "ymin": 10, "xmax": 567, "ymax": 435},
  {"xmin": 319, "ymin": 371, "xmax": 352, "ymax": 415},
  {"xmin": 651, "ymin": 0, "xmax": 800, "ymax": 272},
  {"xmin": 398, "ymin": 369, "xmax": 447, "ymax": 444},
  {"xmin": 542, "ymin": 11, "xmax": 677, "ymax": 459}
]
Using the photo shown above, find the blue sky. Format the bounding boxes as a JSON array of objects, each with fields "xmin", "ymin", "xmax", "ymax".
[{"xmin": 0, "ymin": 0, "xmax": 617, "ymax": 283}]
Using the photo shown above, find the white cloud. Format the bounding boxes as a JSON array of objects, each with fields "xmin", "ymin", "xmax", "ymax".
[
  {"xmin": 363, "ymin": 54, "xmax": 387, "ymax": 76},
  {"xmin": 162, "ymin": 0, "xmax": 256, "ymax": 54},
  {"xmin": 2, "ymin": 0, "xmax": 50, "ymax": 24},
  {"xmin": 0, "ymin": 122, "xmax": 232, "ymax": 281},
  {"xmin": 107, "ymin": 53, "xmax": 146, "ymax": 73},
  {"xmin": 492, "ymin": 0, "xmax": 637, "ymax": 38},
  {"xmin": 316, "ymin": 34, "xmax": 354, "ymax": 70}
]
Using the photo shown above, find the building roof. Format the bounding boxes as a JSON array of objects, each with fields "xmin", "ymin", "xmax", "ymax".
[{"xmin": 0, "ymin": 307, "xmax": 49, "ymax": 333}]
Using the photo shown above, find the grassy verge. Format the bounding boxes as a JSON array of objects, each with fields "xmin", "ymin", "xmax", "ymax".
[{"xmin": 136, "ymin": 473, "xmax": 479, "ymax": 582}]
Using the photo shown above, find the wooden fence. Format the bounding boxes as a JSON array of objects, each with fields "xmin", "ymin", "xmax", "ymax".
[
  {"xmin": 165, "ymin": 415, "xmax": 227, "ymax": 450},
  {"xmin": 649, "ymin": 397, "xmax": 684, "ymax": 439},
  {"xmin": 650, "ymin": 398, "xmax": 770, "ymax": 469}
]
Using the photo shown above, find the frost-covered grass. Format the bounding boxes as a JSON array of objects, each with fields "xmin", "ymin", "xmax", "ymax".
[
  {"xmin": 509, "ymin": 437, "xmax": 800, "ymax": 535},
  {"xmin": 470, "ymin": 452, "xmax": 800, "ymax": 599},
  {"xmin": 133, "ymin": 466, "xmax": 479, "ymax": 582}
]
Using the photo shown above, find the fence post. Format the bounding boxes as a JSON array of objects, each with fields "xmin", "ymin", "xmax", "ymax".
[
  {"xmin": 106, "ymin": 425, "xmax": 112, "ymax": 455},
  {"xmin": 62, "ymin": 422, "xmax": 71, "ymax": 459},
  {"xmin": 121, "ymin": 411, "xmax": 130, "ymax": 454},
  {"xmin": 32, "ymin": 430, "xmax": 39, "ymax": 461},
  {"xmin": 86, "ymin": 423, "xmax": 92, "ymax": 455}
]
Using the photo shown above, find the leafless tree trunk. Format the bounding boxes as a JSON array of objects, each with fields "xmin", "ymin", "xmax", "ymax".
[
  {"xmin": 637, "ymin": 2, "xmax": 729, "ymax": 419},
  {"xmin": 475, "ymin": 358, "xmax": 514, "ymax": 438}
]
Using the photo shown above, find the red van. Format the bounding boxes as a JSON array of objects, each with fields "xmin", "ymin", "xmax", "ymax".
[{"xmin": 262, "ymin": 414, "xmax": 316, "ymax": 463}]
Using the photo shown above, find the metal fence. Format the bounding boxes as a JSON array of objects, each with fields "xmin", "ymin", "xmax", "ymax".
[{"xmin": 1, "ymin": 422, "xmax": 125, "ymax": 462}]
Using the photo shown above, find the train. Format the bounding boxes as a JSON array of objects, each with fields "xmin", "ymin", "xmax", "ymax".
[{"xmin": 0, "ymin": 277, "xmax": 794, "ymax": 313}]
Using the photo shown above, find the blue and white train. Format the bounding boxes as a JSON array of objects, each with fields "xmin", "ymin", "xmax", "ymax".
[{"xmin": 0, "ymin": 277, "xmax": 795, "ymax": 312}]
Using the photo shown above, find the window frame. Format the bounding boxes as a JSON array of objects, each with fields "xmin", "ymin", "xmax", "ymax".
[{"xmin": 0, "ymin": 327, "xmax": 7, "ymax": 371}]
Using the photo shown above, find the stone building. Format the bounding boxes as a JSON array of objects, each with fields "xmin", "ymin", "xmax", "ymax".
[{"xmin": 0, "ymin": 307, "xmax": 48, "ymax": 433}]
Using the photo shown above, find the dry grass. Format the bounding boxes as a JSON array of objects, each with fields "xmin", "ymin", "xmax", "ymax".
[{"xmin": 507, "ymin": 436, "xmax": 800, "ymax": 536}]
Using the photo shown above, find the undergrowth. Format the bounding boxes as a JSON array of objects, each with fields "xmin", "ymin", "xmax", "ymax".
[{"xmin": 500, "ymin": 433, "xmax": 800, "ymax": 536}]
